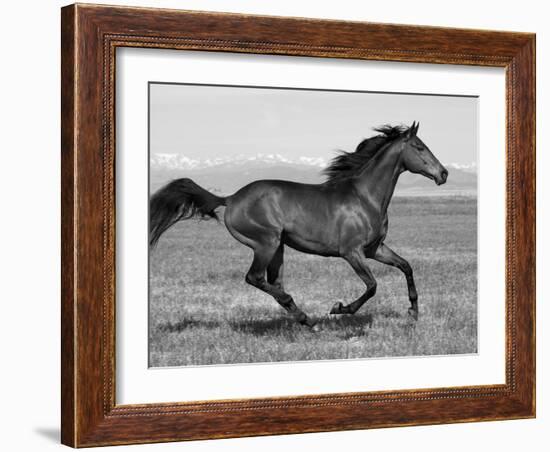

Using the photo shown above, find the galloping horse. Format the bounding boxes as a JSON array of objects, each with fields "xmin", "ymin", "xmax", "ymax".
[{"xmin": 150, "ymin": 122, "xmax": 448, "ymax": 329}]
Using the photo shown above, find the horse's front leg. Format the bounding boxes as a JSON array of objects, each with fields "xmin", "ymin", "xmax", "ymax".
[
  {"xmin": 330, "ymin": 248, "xmax": 377, "ymax": 315},
  {"xmin": 373, "ymin": 243, "xmax": 418, "ymax": 320}
]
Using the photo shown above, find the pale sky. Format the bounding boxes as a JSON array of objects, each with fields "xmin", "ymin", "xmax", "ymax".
[{"xmin": 150, "ymin": 82, "xmax": 477, "ymax": 165}]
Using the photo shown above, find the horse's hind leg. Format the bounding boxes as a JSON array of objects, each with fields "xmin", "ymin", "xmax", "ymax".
[
  {"xmin": 246, "ymin": 244, "xmax": 315, "ymax": 328},
  {"xmin": 330, "ymin": 248, "xmax": 377, "ymax": 315},
  {"xmin": 373, "ymin": 243, "xmax": 418, "ymax": 320},
  {"xmin": 267, "ymin": 243, "xmax": 285, "ymax": 290}
]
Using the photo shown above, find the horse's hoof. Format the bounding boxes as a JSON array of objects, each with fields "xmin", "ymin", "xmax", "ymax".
[
  {"xmin": 311, "ymin": 323, "xmax": 322, "ymax": 333},
  {"xmin": 330, "ymin": 302, "xmax": 344, "ymax": 314},
  {"xmin": 408, "ymin": 308, "xmax": 419, "ymax": 321}
]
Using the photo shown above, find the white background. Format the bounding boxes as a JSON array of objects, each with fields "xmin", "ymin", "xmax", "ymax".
[
  {"xmin": 0, "ymin": 0, "xmax": 545, "ymax": 451},
  {"xmin": 117, "ymin": 49, "xmax": 505, "ymax": 404}
]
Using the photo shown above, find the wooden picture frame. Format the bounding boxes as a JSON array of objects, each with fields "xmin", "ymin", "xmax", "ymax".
[{"xmin": 61, "ymin": 3, "xmax": 535, "ymax": 447}]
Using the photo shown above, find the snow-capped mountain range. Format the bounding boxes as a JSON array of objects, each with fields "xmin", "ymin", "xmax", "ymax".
[
  {"xmin": 149, "ymin": 152, "xmax": 477, "ymax": 197},
  {"xmin": 150, "ymin": 152, "xmax": 477, "ymax": 173}
]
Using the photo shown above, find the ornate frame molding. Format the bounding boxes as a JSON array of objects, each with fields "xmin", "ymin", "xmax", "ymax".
[{"xmin": 61, "ymin": 4, "xmax": 535, "ymax": 447}]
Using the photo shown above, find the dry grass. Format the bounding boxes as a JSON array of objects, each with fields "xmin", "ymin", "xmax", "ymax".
[{"xmin": 149, "ymin": 196, "xmax": 477, "ymax": 367}]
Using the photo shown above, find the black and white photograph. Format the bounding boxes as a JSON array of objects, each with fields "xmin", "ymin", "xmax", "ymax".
[
  {"xmin": 148, "ymin": 83, "xmax": 478, "ymax": 367},
  {"xmin": 2, "ymin": 0, "xmax": 542, "ymax": 450}
]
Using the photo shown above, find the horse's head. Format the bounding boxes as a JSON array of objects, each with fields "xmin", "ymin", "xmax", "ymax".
[{"xmin": 400, "ymin": 122, "xmax": 448, "ymax": 186}]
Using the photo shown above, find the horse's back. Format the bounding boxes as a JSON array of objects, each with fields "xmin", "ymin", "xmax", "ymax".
[
  {"xmin": 226, "ymin": 179, "xmax": 323, "ymax": 210},
  {"xmin": 226, "ymin": 180, "xmax": 312, "ymax": 222},
  {"xmin": 226, "ymin": 179, "xmax": 338, "ymax": 214},
  {"xmin": 229, "ymin": 179, "xmax": 321, "ymax": 198}
]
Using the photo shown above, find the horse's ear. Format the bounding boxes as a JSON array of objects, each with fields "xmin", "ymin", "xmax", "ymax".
[
  {"xmin": 414, "ymin": 121, "xmax": 420, "ymax": 135},
  {"xmin": 406, "ymin": 121, "xmax": 417, "ymax": 139}
]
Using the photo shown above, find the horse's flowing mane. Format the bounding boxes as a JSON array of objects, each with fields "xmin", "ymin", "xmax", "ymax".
[{"xmin": 323, "ymin": 124, "xmax": 408, "ymax": 185}]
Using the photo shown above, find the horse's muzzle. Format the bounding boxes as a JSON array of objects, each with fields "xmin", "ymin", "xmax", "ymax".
[{"xmin": 435, "ymin": 168, "xmax": 448, "ymax": 186}]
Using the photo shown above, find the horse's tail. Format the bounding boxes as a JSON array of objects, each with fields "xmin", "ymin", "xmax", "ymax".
[{"xmin": 149, "ymin": 178, "xmax": 227, "ymax": 248}]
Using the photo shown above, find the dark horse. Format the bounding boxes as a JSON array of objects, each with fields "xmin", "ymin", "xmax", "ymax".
[{"xmin": 150, "ymin": 122, "xmax": 448, "ymax": 329}]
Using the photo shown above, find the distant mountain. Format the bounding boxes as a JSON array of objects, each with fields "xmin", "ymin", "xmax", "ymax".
[
  {"xmin": 150, "ymin": 153, "xmax": 329, "ymax": 171},
  {"xmin": 150, "ymin": 153, "xmax": 476, "ymax": 196},
  {"xmin": 445, "ymin": 162, "xmax": 478, "ymax": 174}
]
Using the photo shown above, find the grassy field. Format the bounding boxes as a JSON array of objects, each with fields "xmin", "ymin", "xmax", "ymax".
[{"xmin": 149, "ymin": 195, "xmax": 477, "ymax": 367}]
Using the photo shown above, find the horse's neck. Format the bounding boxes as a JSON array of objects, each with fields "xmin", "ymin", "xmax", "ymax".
[{"xmin": 353, "ymin": 142, "xmax": 403, "ymax": 214}]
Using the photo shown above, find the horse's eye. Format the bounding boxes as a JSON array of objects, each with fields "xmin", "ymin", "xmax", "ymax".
[{"xmin": 413, "ymin": 144, "xmax": 424, "ymax": 151}]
